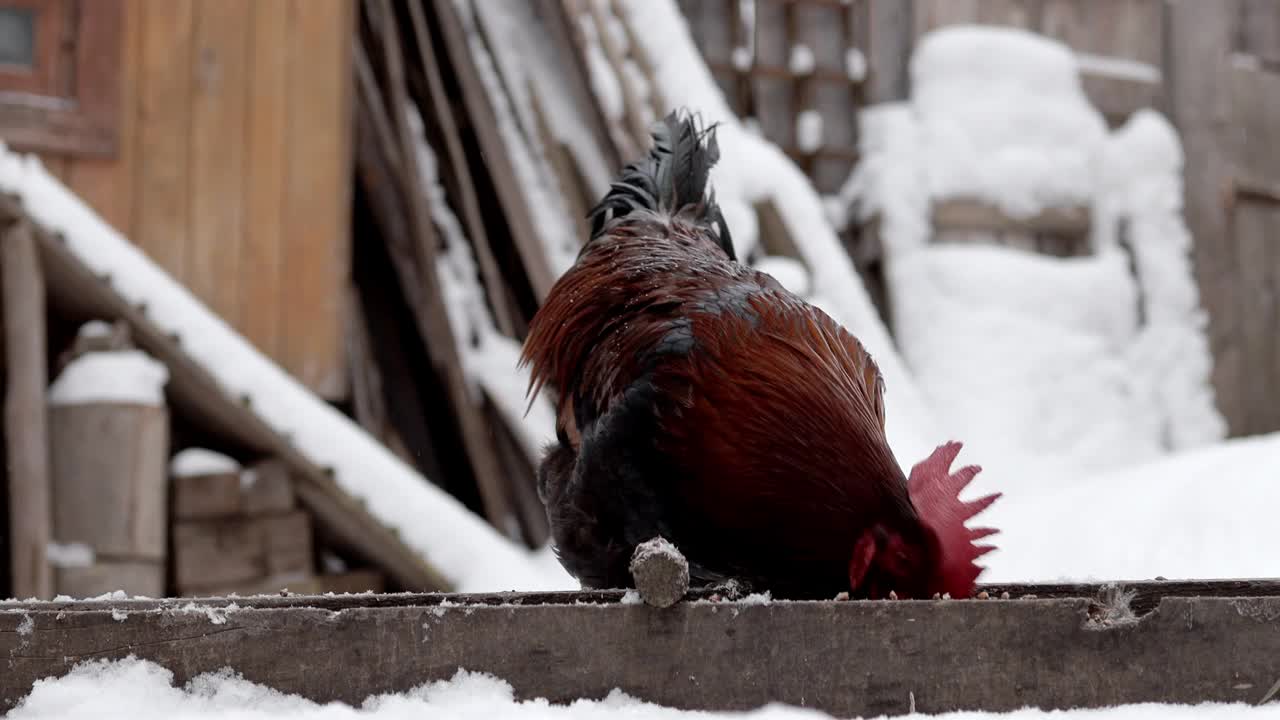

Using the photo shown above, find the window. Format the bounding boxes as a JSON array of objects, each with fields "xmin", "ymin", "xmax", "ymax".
[{"xmin": 0, "ymin": 0, "xmax": 122, "ymax": 157}]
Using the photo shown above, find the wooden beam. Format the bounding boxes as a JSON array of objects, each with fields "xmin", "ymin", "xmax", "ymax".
[
  {"xmin": 4, "ymin": 580, "xmax": 1280, "ymax": 714},
  {"xmin": 6, "ymin": 197, "xmax": 448, "ymax": 593},
  {"xmin": 429, "ymin": 0, "xmax": 559, "ymax": 299},
  {"xmin": 2, "ymin": 219, "xmax": 51, "ymax": 600},
  {"xmin": 364, "ymin": 0, "xmax": 520, "ymax": 539},
  {"xmin": 931, "ymin": 198, "xmax": 1092, "ymax": 237}
]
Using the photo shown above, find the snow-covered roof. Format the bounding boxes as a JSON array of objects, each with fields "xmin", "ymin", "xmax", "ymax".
[{"xmin": 0, "ymin": 146, "xmax": 573, "ymax": 595}]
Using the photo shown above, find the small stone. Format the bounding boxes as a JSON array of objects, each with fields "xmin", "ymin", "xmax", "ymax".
[
  {"xmin": 1000, "ymin": 591, "xmax": 1011, "ymax": 600},
  {"xmin": 834, "ymin": 591, "xmax": 850, "ymax": 601},
  {"xmin": 977, "ymin": 591, "xmax": 989, "ymax": 599},
  {"xmin": 628, "ymin": 536, "xmax": 689, "ymax": 609},
  {"xmin": 888, "ymin": 590, "xmax": 899, "ymax": 600}
]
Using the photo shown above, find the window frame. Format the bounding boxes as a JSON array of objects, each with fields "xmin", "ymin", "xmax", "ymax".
[{"xmin": 0, "ymin": 0, "xmax": 122, "ymax": 158}]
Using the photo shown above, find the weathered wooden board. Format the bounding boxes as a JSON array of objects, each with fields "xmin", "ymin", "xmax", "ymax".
[
  {"xmin": 49, "ymin": 402, "xmax": 170, "ymax": 559},
  {"xmin": 2, "ymin": 220, "xmax": 52, "ymax": 600},
  {"xmin": 2, "ymin": 581, "xmax": 1280, "ymax": 715},
  {"xmin": 172, "ymin": 510, "xmax": 313, "ymax": 592}
]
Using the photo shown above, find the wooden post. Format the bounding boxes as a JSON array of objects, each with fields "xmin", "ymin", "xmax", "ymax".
[{"xmin": 3, "ymin": 219, "xmax": 52, "ymax": 600}]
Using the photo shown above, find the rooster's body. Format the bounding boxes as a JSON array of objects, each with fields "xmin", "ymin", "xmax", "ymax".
[{"xmin": 522, "ymin": 111, "xmax": 999, "ymax": 600}]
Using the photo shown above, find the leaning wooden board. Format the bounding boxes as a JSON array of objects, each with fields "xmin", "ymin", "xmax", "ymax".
[{"xmin": 2, "ymin": 581, "xmax": 1279, "ymax": 714}]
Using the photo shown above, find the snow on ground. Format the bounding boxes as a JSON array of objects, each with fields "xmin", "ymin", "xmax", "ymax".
[
  {"xmin": 611, "ymin": 0, "xmax": 941, "ymax": 464},
  {"xmin": 9, "ymin": 657, "xmax": 1278, "ymax": 720},
  {"xmin": 0, "ymin": 145, "xmax": 573, "ymax": 595},
  {"xmin": 48, "ymin": 349, "xmax": 170, "ymax": 408}
]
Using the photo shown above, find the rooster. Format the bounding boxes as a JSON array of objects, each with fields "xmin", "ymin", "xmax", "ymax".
[{"xmin": 521, "ymin": 110, "xmax": 1000, "ymax": 600}]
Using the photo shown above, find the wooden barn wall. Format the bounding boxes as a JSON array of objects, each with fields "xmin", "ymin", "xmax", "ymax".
[{"xmin": 36, "ymin": 0, "xmax": 354, "ymax": 400}]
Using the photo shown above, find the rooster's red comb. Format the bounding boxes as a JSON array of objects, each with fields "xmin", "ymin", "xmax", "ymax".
[{"xmin": 907, "ymin": 441, "xmax": 1001, "ymax": 599}]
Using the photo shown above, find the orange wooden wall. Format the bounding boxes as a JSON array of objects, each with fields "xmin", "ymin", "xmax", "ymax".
[{"xmin": 39, "ymin": 0, "xmax": 354, "ymax": 399}]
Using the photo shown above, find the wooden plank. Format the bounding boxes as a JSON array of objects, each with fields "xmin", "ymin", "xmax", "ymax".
[
  {"xmin": 21, "ymin": 212, "xmax": 448, "ymax": 592},
  {"xmin": 48, "ymin": 402, "xmax": 169, "ymax": 559},
  {"xmin": 913, "ymin": 0, "xmax": 1038, "ymax": 37},
  {"xmin": 173, "ymin": 471, "xmax": 243, "ymax": 520},
  {"xmin": 1239, "ymin": 0, "xmax": 1280, "ymax": 65},
  {"xmin": 281, "ymin": 0, "xmax": 354, "ymax": 399},
  {"xmin": 1230, "ymin": 199, "xmax": 1280, "ymax": 435},
  {"xmin": 864, "ymin": 0, "xmax": 914, "ymax": 103},
  {"xmin": 1040, "ymin": 0, "xmax": 1164, "ymax": 66},
  {"xmin": 5, "ymin": 583, "xmax": 1280, "ymax": 714},
  {"xmin": 54, "ymin": 560, "xmax": 164, "ymax": 599},
  {"xmin": 1228, "ymin": 60, "xmax": 1280, "ymax": 194},
  {"xmin": 239, "ymin": 0, "xmax": 290, "ymax": 358},
  {"xmin": 405, "ymin": 0, "xmax": 515, "ymax": 336},
  {"xmin": 1165, "ymin": 0, "xmax": 1240, "ymax": 434},
  {"xmin": 68, "ymin": 0, "xmax": 143, "ymax": 236},
  {"xmin": 241, "ymin": 458, "xmax": 296, "ymax": 515},
  {"xmin": 367, "ymin": 0, "xmax": 519, "ymax": 538},
  {"xmin": 173, "ymin": 510, "xmax": 313, "ymax": 591},
  {"xmin": 932, "ymin": 197, "xmax": 1091, "ymax": 236},
  {"xmin": 2, "ymin": 220, "xmax": 51, "ymax": 600},
  {"xmin": 430, "ymin": 0, "xmax": 557, "ymax": 299},
  {"xmin": 133, "ymin": 0, "xmax": 195, "ymax": 278}
]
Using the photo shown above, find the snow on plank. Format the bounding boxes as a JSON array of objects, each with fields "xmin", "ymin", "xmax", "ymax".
[{"xmin": 3, "ymin": 581, "xmax": 1280, "ymax": 716}]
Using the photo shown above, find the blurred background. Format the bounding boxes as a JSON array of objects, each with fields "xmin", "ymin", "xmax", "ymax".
[{"xmin": 0, "ymin": 0, "xmax": 1275, "ymax": 602}]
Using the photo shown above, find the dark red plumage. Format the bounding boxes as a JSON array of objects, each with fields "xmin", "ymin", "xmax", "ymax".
[{"xmin": 521, "ymin": 110, "xmax": 1000, "ymax": 599}]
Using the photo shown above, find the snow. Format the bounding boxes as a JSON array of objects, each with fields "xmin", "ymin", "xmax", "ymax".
[
  {"xmin": 9, "ymin": 658, "xmax": 1280, "ymax": 719},
  {"xmin": 788, "ymin": 45, "xmax": 814, "ymax": 75},
  {"xmin": 170, "ymin": 448, "xmax": 241, "ymax": 478},
  {"xmin": 752, "ymin": 256, "xmax": 811, "ymax": 297},
  {"xmin": 908, "ymin": 25, "xmax": 1109, "ymax": 219},
  {"xmin": 795, "ymin": 109, "xmax": 823, "ymax": 154},
  {"xmin": 46, "ymin": 542, "xmax": 95, "ymax": 568},
  {"xmin": 48, "ymin": 350, "xmax": 170, "ymax": 407},
  {"xmin": 1074, "ymin": 52, "xmax": 1161, "ymax": 84},
  {"xmin": 0, "ymin": 146, "xmax": 573, "ymax": 595},
  {"xmin": 845, "ymin": 47, "xmax": 867, "ymax": 82},
  {"xmin": 76, "ymin": 319, "xmax": 115, "ymax": 339},
  {"xmin": 731, "ymin": 46, "xmax": 752, "ymax": 71}
]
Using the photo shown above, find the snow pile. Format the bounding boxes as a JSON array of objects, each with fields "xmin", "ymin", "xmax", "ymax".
[
  {"xmin": 1095, "ymin": 110, "xmax": 1226, "ymax": 449},
  {"xmin": 910, "ymin": 25, "xmax": 1109, "ymax": 220},
  {"xmin": 170, "ymin": 448, "xmax": 241, "ymax": 478},
  {"xmin": 845, "ymin": 26, "xmax": 1223, "ymax": 473},
  {"xmin": 10, "ymin": 657, "xmax": 1278, "ymax": 720},
  {"xmin": 0, "ymin": 146, "xmax": 573, "ymax": 594},
  {"xmin": 48, "ymin": 350, "xmax": 170, "ymax": 408},
  {"xmin": 603, "ymin": 0, "xmax": 941, "ymax": 464}
]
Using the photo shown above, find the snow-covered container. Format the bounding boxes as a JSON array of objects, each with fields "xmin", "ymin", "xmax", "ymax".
[{"xmin": 46, "ymin": 344, "xmax": 172, "ymax": 598}]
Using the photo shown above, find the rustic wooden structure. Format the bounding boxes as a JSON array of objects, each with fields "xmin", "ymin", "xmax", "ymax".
[
  {"xmin": 3, "ymin": 580, "xmax": 1280, "ymax": 715},
  {"xmin": 0, "ymin": 193, "xmax": 447, "ymax": 599},
  {"xmin": 0, "ymin": 0, "xmax": 355, "ymax": 400}
]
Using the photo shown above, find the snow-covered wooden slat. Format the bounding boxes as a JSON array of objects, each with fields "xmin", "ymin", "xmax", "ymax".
[{"xmin": 3, "ymin": 580, "xmax": 1280, "ymax": 715}]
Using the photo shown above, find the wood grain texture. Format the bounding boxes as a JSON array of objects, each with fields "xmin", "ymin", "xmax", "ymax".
[
  {"xmin": 239, "ymin": 0, "xmax": 290, "ymax": 359},
  {"xmin": 48, "ymin": 402, "xmax": 170, "ymax": 559},
  {"xmin": 3, "ymin": 582, "xmax": 1280, "ymax": 715},
  {"xmin": 188, "ymin": 0, "xmax": 251, "ymax": 323},
  {"xmin": 281, "ymin": 0, "xmax": 354, "ymax": 399},
  {"xmin": 134, "ymin": 0, "xmax": 195, "ymax": 277},
  {"xmin": 2, "ymin": 220, "xmax": 51, "ymax": 600},
  {"xmin": 68, "ymin": 0, "xmax": 142, "ymax": 236}
]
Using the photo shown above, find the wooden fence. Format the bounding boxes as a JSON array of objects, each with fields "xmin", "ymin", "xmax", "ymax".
[
  {"xmin": 4, "ymin": 580, "xmax": 1280, "ymax": 715},
  {"xmin": 676, "ymin": 0, "xmax": 1280, "ymax": 439}
]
